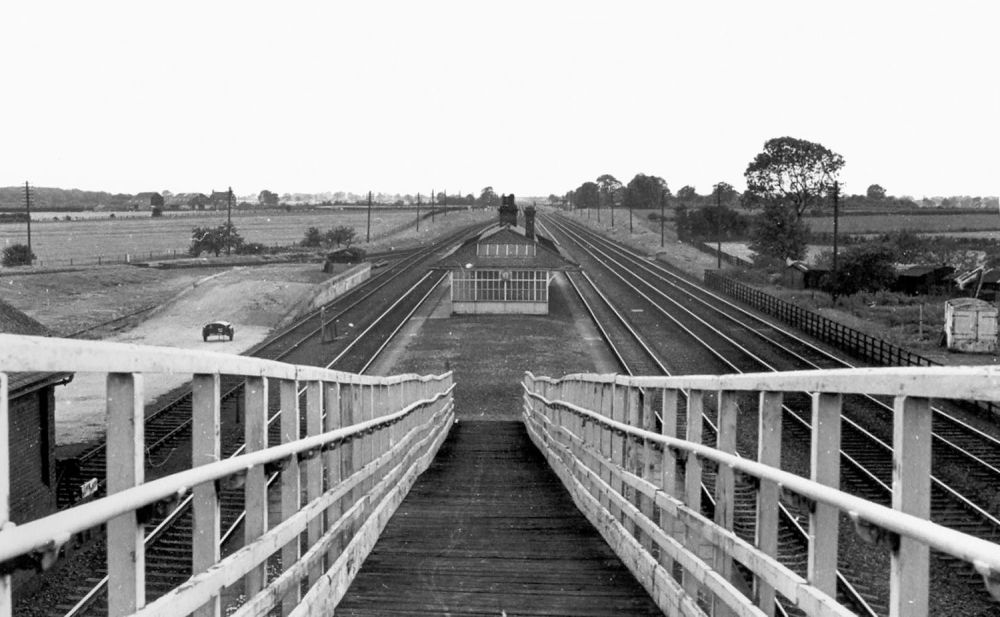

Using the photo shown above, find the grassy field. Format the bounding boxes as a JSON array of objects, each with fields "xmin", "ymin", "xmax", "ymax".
[
  {"xmin": 804, "ymin": 211, "xmax": 1000, "ymax": 235},
  {"xmin": 0, "ymin": 206, "xmax": 490, "ymax": 267}
]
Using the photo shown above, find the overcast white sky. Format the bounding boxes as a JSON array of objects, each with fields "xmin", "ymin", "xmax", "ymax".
[{"xmin": 1, "ymin": 1, "xmax": 996, "ymax": 199}]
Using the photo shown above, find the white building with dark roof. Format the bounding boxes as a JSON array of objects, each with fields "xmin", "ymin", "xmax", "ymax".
[{"xmin": 436, "ymin": 198, "xmax": 577, "ymax": 315}]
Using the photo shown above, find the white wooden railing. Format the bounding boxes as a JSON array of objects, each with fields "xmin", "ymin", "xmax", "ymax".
[
  {"xmin": 0, "ymin": 334, "xmax": 454, "ymax": 617},
  {"xmin": 523, "ymin": 368, "xmax": 1000, "ymax": 617}
]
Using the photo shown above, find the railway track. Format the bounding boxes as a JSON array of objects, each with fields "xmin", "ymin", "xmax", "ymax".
[
  {"xmin": 565, "ymin": 269, "xmax": 880, "ymax": 616},
  {"xmin": 546, "ymin": 212, "xmax": 1000, "ymax": 614},
  {"xmin": 19, "ymin": 224, "xmax": 485, "ymax": 617}
]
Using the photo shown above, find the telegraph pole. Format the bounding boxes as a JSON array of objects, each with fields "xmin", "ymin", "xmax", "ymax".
[
  {"xmin": 832, "ymin": 180, "xmax": 840, "ymax": 288},
  {"xmin": 366, "ymin": 191, "xmax": 372, "ymax": 242},
  {"xmin": 660, "ymin": 189, "xmax": 665, "ymax": 247},
  {"xmin": 23, "ymin": 181, "xmax": 32, "ymax": 258},
  {"xmin": 226, "ymin": 186, "xmax": 233, "ymax": 255},
  {"xmin": 716, "ymin": 185, "xmax": 722, "ymax": 269},
  {"xmin": 416, "ymin": 193, "xmax": 421, "ymax": 232}
]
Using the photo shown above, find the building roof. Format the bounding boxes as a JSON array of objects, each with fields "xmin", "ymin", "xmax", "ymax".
[
  {"xmin": 946, "ymin": 297, "xmax": 998, "ymax": 311},
  {"xmin": 435, "ymin": 224, "xmax": 577, "ymax": 271},
  {"xmin": 898, "ymin": 264, "xmax": 953, "ymax": 279},
  {"xmin": 0, "ymin": 299, "xmax": 72, "ymax": 395}
]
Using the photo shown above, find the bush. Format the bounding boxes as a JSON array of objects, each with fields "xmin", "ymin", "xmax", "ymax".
[
  {"xmin": 301, "ymin": 227, "xmax": 323, "ymax": 247},
  {"xmin": 821, "ymin": 244, "xmax": 898, "ymax": 297},
  {"xmin": 189, "ymin": 223, "xmax": 245, "ymax": 257},
  {"xmin": 151, "ymin": 206, "xmax": 163, "ymax": 217},
  {"xmin": 2, "ymin": 243, "xmax": 35, "ymax": 266},
  {"xmin": 237, "ymin": 242, "xmax": 269, "ymax": 255}
]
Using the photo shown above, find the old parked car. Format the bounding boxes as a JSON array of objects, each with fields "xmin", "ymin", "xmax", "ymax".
[{"xmin": 202, "ymin": 320, "xmax": 234, "ymax": 341}]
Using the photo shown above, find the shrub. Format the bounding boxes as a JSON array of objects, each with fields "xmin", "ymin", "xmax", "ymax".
[
  {"xmin": 301, "ymin": 227, "xmax": 323, "ymax": 247},
  {"xmin": 2, "ymin": 243, "xmax": 35, "ymax": 266},
  {"xmin": 237, "ymin": 242, "xmax": 269, "ymax": 255},
  {"xmin": 151, "ymin": 206, "xmax": 163, "ymax": 217}
]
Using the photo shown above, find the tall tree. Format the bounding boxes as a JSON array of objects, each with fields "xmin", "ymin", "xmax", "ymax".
[
  {"xmin": 743, "ymin": 136, "xmax": 844, "ymax": 219},
  {"xmin": 866, "ymin": 184, "xmax": 886, "ymax": 200},
  {"xmin": 573, "ymin": 182, "xmax": 600, "ymax": 209},
  {"xmin": 623, "ymin": 173, "xmax": 669, "ymax": 210},
  {"xmin": 676, "ymin": 185, "xmax": 699, "ymax": 204},
  {"xmin": 596, "ymin": 174, "xmax": 622, "ymax": 209},
  {"xmin": 747, "ymin": 201, "xmax": 808, "ymax": 262},
  {"xmin": 478, "ymin": 186, "xmax": 497, "ymax": 207}
]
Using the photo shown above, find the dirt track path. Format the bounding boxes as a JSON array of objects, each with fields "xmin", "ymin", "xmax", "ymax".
[{"xmin": 55, "ymin": 264, "xmax": 326, "ymax": 447}]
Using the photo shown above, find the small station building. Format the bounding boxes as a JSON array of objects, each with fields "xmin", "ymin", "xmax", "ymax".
[{"xmin": 437, "ymin": 195, "xmax": 576, "ymax": 315}]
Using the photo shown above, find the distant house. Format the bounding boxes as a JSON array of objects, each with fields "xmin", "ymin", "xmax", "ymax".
[
  {"xmin": 893, "ymin": 265, "xmax": 955, "ymax": 295},
  {"xmin": 209, "ymin": 190, "xmax": 232, "ymax": 210},
  {"xmin": 783, "ymin": 261, "xmax": 829, "ymax": 290},
  {"xmin": 978, "ymin": 269, "xmax": 1000, "ymax": 301},
  {"xmin": 131, "ymin": 192, "xmax": 164, "ymax": 209},
  {"xmin": 187, "ymin": 193, "xmax": 210, "ymax": 210}
]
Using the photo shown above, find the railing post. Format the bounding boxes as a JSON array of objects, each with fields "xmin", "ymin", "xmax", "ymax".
[
  {"xmin": 659, "ymin": 387, "xmax": 678, "ymax": 575},
  {"xmin": 714, "ymin": 390, "xmax": 738, "ymax": 617},
  {"xmin": 323, "ymin": 381, "xmax": 343, "ymax": 571},
  {"xmin": 0, "ymin": 374, "xmax": 10, "ymax": 617},
  {"xmin": 192, "ymin": 374, "xmax": 221, "ymax": 617},
  {"xmin": 305, "ymin": 380, "xmax": 324, "ymax": 587},
  {"xmin": 756, "ymin": 391, "xmax": 783, "ymax": 617},
  {"xmin": 106, "ymin": 373, "xmax": 145, "ymax": 617},
  {"xmin": 639, "ymin": 387, "xmax": 656, "ymax": 554},
  {"xmin": 890, "ymin": 395, "xmax": 931, "ymax": 617},
  {"xmin": 598, "ymin": 381, "xmax": 614, "ymax": 513},
  {"xmin": 683, "ymin": 389, "xmax": 704, "ymax": 600},
  {"xmin": 279, "ymin": 378, "xmax": 300, "ymax": 616},
  {"xmin": 244, "ymin": 377, "xmax": 268, "ymax": 598},
  {"xmin": 625, "ymin": 384, "xmax": 642, "ymax": 539},
  {"xmin": 809, "ymin": 392, "xmax": 842, "ymax": 597}
]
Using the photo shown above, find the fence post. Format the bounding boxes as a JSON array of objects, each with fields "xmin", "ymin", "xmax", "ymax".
[
  {"xmin": 659, "ymin": 387, "xmax": 678, "ymax": 575},
  {"xmin": 0, "ymin": 374, "xmax": 10, "ymax": 617},
  {"xmin": 305, "ymin": 380, "xmax": 324, "ymax": 586},
  {"xmin": 279, "ymin": 378, "xmax": 301, "ymax": 616},
  {"xmin": 243, "ymin": 377, "xmax": 268, "ymax": 597},
  {"xmin": 890, "ymin": 395, "xmax": 931, "ymax": 617},
  {"xmin": 683, "ymin": 389, "xmax": 704, "ymax": 600},
  {"xmin": 106, "ymin": 373, "xmax": 145, "ymax": 617},
  {"xmin": 192, "ymin": 374, "xmax": 221, "ymax": 617},
  {"xmin": 809, "ymin": 392, "xmax": 842, "ymax": 597},
  {"xmin": 756, "ymin": 391, "xmax": 783, "ymax": 616},
  {"xmin": 713, "ymin": 390, "xmax": 738, "ymax": 617},
  {"xmin": 323, "ymin": 381, "xmax": 343, "ymax": 570}
]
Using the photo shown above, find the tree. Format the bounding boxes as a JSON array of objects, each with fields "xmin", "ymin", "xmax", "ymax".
[
  {"xmin": 478, "ymin": 186, "xmax": 497, "ymax": 207},
  {"xmin": 572, "ymin": 182, "xmax": 600, "ymax": 209},
  {"xmin": 301, "ymin": 226, "xmax": 323, "ymax": 247},
  {"xmin": 623, "ymin": 174, "xmax": 668, "ymax": 210},
  {"xmin": 711, "ymin": 182, "xmax": 739, "ymax": 208},
  {"xmin": 2, "ymin": 243, "xmax": 34, "ymax": 266},
  {"xmin": 258, "ymin": 190, "xmax": 279, "ymax": 207},
  {"xmin": 866, "ymin": 184, "xmax": 886, "ymax": 200},
  {"xmin": 744, "ymin": 136, "xmax": 845, "ymax": 220},
  {"xmin": 326, "ymin": 226, "xmax": 356, "ymax": 248},
  {"xmin": 596, "ymin": 174, "xmax": 622, "ymax": 209},
  {"xmin": 748, "ymin": 201, "xmax": 808, "ymax": 262},
  {"xmin": 189, "ymin": 224, "xmax": 244, "ymax": 257},
  {"xmin": 547, "ymin": 194, "xmax": 560, "ymax": 205},
  {"xmin": 677, "ymin": 185, "xmax": 699, "ymax": 204},
  {"xmin": 823, "ymin": 244, "xmax": 897, "ymax": 296}
]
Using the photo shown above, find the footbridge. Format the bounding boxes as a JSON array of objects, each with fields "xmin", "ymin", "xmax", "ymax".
[{"xmin": 2, "ymin": 334, "xmax": 1000, "ymax": 617}]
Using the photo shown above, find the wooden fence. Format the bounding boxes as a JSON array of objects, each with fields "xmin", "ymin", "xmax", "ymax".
[
  {"xmin": 0, "ymin": 334, "xmax": 454, "ymax": 617},
  {"xmin": 522, "ymin": 368, "xmax": 1000, "ymax": 617}
]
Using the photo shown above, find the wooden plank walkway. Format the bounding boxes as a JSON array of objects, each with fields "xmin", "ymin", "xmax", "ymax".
[{"xmin": 337, "ymin": 420, "xmax": 662, "ymax": 616}]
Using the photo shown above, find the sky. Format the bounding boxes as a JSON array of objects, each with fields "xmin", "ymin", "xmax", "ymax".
[{"xmin": 1, "ymin": 1, "xmax": 996, "ymax": 199}]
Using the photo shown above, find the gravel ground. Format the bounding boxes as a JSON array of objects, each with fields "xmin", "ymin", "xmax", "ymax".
[{"xmin": 374, "ymin": 273, "xmax": 618, "ymax": 418}]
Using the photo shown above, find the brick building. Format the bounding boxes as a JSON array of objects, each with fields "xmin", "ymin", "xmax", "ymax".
[{"xmin": 1, "ymin": 300, "xmax": 72, "ymax": 524}]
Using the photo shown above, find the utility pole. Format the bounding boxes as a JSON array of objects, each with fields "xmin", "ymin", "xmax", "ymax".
[
  {"xmin": 610, "ymin": 189, "xmax": 615, "ymax": 228},
  {"xmin": 629, "ymin": 194, "xmax": 633, "ymax": 233},
  {"xmin": 23, "ymin": 181, "xmax": 33, "ymax": 259},
  {"xmin": 716, "ymin": 184, "xmax": 722, "ymax": 269},
  {"xmin": 226, "ymin": 186, "xmax": 233, "ymax": 255},
  {"xmin": 366, "ymin": 191, "xmax": 372, "ymax": 243},
  {"xmin": 832, "ymin": 181, "xmax": 840, "ymax": 300},
  {"xmin": 416, "ymin": 193, "xmax": 421, "ymax": 232},
  {"xmin": 660, "ymin": 189, "xmax": 665, "ymax": 247}
]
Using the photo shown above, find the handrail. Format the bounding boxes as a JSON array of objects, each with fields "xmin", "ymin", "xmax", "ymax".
[
  {"xmin": 521, "ymin": 380, "xmax": 1000, "ymax": 578},
  {"xmin": 0, "ymin": 334, "xmax": 452, "ymax": 386},
  {"xmin": 0, "ymin": 383, "xmax": 453, "ymax": 564}
]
